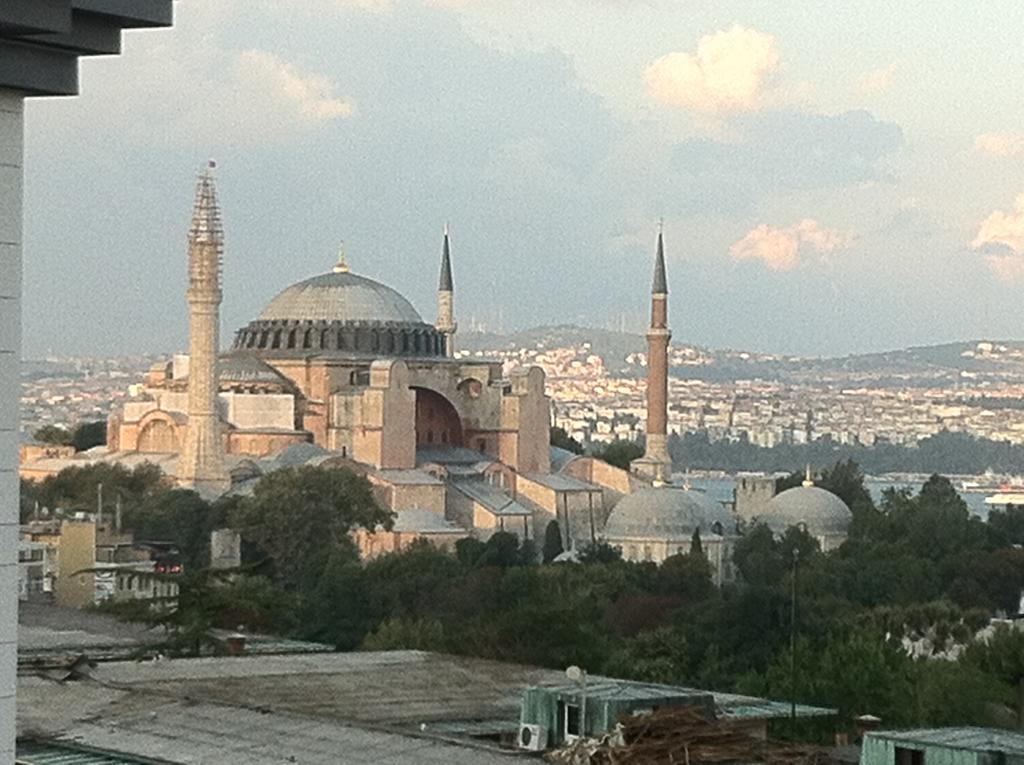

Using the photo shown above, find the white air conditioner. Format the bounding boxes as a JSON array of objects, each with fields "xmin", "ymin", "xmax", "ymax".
[{"xmin": 517, "ymin": 724, "xmax": 547, "ymax": 751}]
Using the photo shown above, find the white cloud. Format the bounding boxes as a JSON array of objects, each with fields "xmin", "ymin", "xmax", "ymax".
[
  {"xmin": 974, "ymin": 132, "xmax": 1024, "ymax": 157},
  {"xmin": 234, "ymin": 50, "xmax": 353, "ymax": 123},
  {"xmin": 972, "ymin": 193, "xmax": 1024, "ymax": 282},
  {"xmin": 973, "ymin": 193, "xmax": 1024, "ymax": 253},
  {"xmin": 856, "ymin": 64, "xmax": 896, "ymax": 97},
  {"xmin": 645, "ymin": 25, "xmax": 780, "ymax": 114},
  {"xmin": 32, "ymin": 3, "xmax": 353, "ymax": 147},
  {"xmin": 730, "ymin": 218, "xmax": 851, "ymax": 271}
]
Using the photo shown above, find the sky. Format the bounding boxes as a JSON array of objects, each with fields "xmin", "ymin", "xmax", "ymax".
[{"xmin": 22, "ymin": 0, "xmax": 1024, "ymax": 358}]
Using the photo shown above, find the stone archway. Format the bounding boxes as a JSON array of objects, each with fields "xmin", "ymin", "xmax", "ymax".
[{"xmin": 412, "ymin": 387, "xmax": 463, "ymax": 448}]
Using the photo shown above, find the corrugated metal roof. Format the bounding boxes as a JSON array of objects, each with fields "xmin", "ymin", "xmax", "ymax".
[
  {"xmin": 869, "ymin": 728, "xmax": 1024, "ymax": 755},
  {"xmin": 451, "ymin": 482, "xmax": 532, "ymax": 516},
  {"xmin": 16, "ymin": 741, "xmax": 162, "ymax": 765}
]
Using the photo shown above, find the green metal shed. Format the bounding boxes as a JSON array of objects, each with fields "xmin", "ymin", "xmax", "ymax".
[
  {"xmin": 520, "ymin": 679, "xmax": 716, "ymax": 749},
  {"xmin": 862, "ymin": 728, "xmax": 1024, "ymax": 765}
]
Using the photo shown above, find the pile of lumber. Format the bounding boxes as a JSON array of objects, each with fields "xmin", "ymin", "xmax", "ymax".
[{"xmin": 548, "ymin": 707, "xmax": 830, "ymax": 765}]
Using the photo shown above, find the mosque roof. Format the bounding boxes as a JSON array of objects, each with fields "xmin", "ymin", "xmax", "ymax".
[
  {"xmin": 391, "ymin": 508, "xmax": 465, "ymax": 534},
  {"xmin": 258, "ymin": 271, "xmax": 423, "ymax": 325},
  {"xmin": 219, "ymin": 354, "xmax": 292, "ymax": 385},
  {"xmin": 761, "ymin": 485, "xmax": 852, "ymax": 535},
  {"xmin": 603, "ymin": 486, "xmax": 735, "ymax": 541}
]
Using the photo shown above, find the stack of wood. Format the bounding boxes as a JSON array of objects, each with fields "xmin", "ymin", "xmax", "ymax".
[{"xmin": 548, "ymin": 707, "xmax": 830, "ymax": 765}]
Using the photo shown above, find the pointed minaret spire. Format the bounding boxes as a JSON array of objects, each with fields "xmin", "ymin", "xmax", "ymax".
[
  {"xmin": 632, "ymin": 222, "xmax": 673, "ymax": 484},
  {"xmin": 439, "ymin": 223, "xmax": 453, "ymax": 292},
  {"xmin": 436, "ymin": 224, "xmax": 456, "ymax": 357},
  {"xmin": 653, "ymin": 219, "xmax": 668, "ymax": 295},
  {"xmin": 179, "ymin": 161, "xmax": 230, "ymax": 497}
]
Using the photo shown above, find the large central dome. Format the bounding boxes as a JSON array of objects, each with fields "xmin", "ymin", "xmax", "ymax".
[{"xmin": 259, "ymin": 271, "xmax": 423, "ymax": 324}]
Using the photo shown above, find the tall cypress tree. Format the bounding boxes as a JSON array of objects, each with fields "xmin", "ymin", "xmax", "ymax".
[{"xmin": 543, "ymin": 520, "xmax": 565, "ymax": 563}]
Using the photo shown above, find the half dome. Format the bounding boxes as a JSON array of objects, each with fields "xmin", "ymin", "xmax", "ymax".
[
  {"xmin": 603, "ymin": 486, "xmax": 735, "ymax": 540},
  {"xmin": 259, "ymin": 271, "xmax": 423, "ymax": 325},
  {"xmin": 761, "ymin": 485, "xmax": 852, "ymax": 535}
]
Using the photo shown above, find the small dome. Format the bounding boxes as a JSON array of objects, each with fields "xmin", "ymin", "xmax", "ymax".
[
  {"xmin": 762, "ymin": 485, "xmax": 852, "ymax": 535},
  {"xmin": 604, "ymin": 486, "xmax": 735, "ymax": 541},
  {"xmin": 259, "ymin": 271, "xmax": 423, "ymax": 325}
]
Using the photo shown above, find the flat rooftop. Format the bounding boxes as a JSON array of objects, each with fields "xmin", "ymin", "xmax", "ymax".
[{"xmin": 18, "ymin": 649, "xmax": 833, "ymax": 764}]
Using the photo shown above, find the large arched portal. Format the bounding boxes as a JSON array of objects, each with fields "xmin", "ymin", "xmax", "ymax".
[{"xmin": 413, "ymin": 387, "xmax": 463, "ymax": 448}]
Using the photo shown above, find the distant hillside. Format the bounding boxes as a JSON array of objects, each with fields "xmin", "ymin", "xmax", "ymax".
[{"xmin": 459, "ymin": 327, "xmax": 1024, "ymax": 386}]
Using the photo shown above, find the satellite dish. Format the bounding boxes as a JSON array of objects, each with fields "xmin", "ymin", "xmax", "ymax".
[{"xmin": 566, "ymin": 665, "xmax": 583, "ymax": 682}]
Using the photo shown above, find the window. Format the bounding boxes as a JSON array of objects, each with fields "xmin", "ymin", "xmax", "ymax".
[
  {"xmin": 895, "ymin": 748, "xmax": 924, "ymax": 765},
  {"xmin": 564, "ymin": 703, "xmax": 582, "ymax": 740}
]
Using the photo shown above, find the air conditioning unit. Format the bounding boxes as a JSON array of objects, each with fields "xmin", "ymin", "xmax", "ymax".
[{"xmin": 517, "ymin": 724, "xmax": 548, "ymax": 751}]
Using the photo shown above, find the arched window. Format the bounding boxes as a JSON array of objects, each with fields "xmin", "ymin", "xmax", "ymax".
[
  {"xmin": 337, "ymin": 330, "xmax": 346, "ymax": 350},
  {"xmin": 287, "ymin": 329, "xmax": 297, "ymax": 349},
  {"xmin": 303, "ymin": 329, "xmax": 313, "ymax": 350},
  {"xmin": 259, "ymin": 330, "xmax": 269, "ymax": 348},
  {"xmin": 711, "ymin": 521, "xmax": 724, "ymax": 536},
  {"xmin": 271, "ymin": 330, "xmax": 282, "ymax": 349}
]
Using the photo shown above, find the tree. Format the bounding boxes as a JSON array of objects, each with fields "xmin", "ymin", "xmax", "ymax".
[
  {"xmin": 690, "ymin": 527, "xmax": 703, "ymax": 558},
  {"xmin": 966, "ymin": 625, "xmax": 1024, "ymax": 728},
  {"xmin": 33, "ymin": 462, "xmax": 167, "ymax": 516},
  {"xmin": 230, "ymin": 465, "xmax": 391, "ymax": 588},
  {"xmin": 592, "ymin": 440, "xmax": 643, "ymax": 471},
  {"xmin": 733, "ymin": 523, "xmax": 785, "ymax": 585},
  {"xmin": 455, "ymin": 537, "xmax": 487, "ymax": 567},
  {"xmin": 71, "ymin": 420, "xmax": 108, "ymax": 451},
  {"xmin": 550, "ymin": 426, "xmax": 583, "ymax": 455},
  {"xmin": 542, "ymin": 520, "xmax": 565, "ymax": 563},
  {"xmin": 478, "ymin": 531, "xmax": 522, "ymax": 568},
  {"xmin": 657, "ymin": 551, "xmax": 714, "ymax": 602},
  {"xmin": 580, "ymin": 542, "xmax": 623, "ymax": 564},
  {"xmin": 33, "ymin": 424, "xmax": 71, "ymax": 445},
  {"xmin": 125, "ymin": 489, "xmax": 221, "ymax": 570}
]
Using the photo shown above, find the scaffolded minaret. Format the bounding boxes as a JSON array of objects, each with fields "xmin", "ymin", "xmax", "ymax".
[
  {"xmin": 178, "ymin": 162, "xmax": 230, "ymax": 496},
  {"xmin": 436, "ymin": 224, "xmax": 456, "ymax": 357},
  {"xmin": 632, "ymin": 225, "xmax": 673, "ymax": 484}
]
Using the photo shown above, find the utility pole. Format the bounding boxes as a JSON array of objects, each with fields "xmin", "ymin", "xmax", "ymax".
[
  {"xmin": 97, "ymin": 482, "xmax": 103, "ymax": 528},
  {"xmin": 790, "ymin": 543, "xmax": 799, "ymax": 729}
]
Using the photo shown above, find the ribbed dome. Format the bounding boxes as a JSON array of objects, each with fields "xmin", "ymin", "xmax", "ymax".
[
  {"xmin": 762, "ymin": 485, "xmax": 852, "ymax": 535},
  {"xmin": 259, "ymin": 271, "xmax": 423, "ymax": 324},
  {"xmin": 604, "ymin": 487, "xmax": 735, "ymax": 540}
]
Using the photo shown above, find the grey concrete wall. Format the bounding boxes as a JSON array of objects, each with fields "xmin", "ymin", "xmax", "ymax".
[{"xmin": 0, "ymin": 86, "xmax": 22, "ymax": 764}]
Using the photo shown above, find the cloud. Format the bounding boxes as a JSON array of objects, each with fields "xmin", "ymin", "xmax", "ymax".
[
  {"xmin": 234, "ymin": 50, "xmax": 353, "ymax": 122},
  {"xmin": 971, "ymin": 194, "xmax": 1024, "ymax": 282},
  {"xmin": 664, "ymin": 110, "xmax": 903, "ymax": 215},
  {"xmin": 856, "ymin": 64, "xmax": 896, "ymax": 97},
  {"xmin": 974, "ymin": 132, "xmax": 1024, "ymax": 157},
  {"xmin": 730, "ymin": 219, "xmax": 851, "ymax": 271},
  {"xmin": 645, "ymin": 25, "xmax": 780, "ymax": 114},
  {"xmin": 32, "ymin": 6, "xmax": 353, "ymax": 146},
  {"xmin": 973, "ymin": 193, "xmax": 1024, "ymax": 253}
]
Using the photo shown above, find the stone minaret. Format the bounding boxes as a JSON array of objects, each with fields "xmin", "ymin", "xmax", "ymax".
[
  {"xmin": 436, "ymin": 224, "xmax": 456, "ymax": 356},
  {"xmin": 178, "ymin": 162, "xmax": 230, "ymax": 496},
  {"xmin": 632, "ymin": 226, "xmax": 673, "ymax": 484}
]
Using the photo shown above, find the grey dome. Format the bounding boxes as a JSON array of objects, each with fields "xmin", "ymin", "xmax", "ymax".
[
  {"xmin": 259, "ymin": 271, "xmax": 423, "ymax": 324},
  {"xmin": 603, "ymin": 487, "xmax": 735, "ymax": 541},
  {"xmin": 762, "ymin": 485, "xmax": 852, "ymax": 535}
]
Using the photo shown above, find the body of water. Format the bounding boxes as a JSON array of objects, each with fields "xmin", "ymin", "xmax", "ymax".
[{"xmin": 687, "ymin": 476, "xmax": 992, "ymax": 519}]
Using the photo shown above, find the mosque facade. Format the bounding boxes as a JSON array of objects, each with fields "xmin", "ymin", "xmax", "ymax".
[
  {"xmin": 24, "ymin": 165, "xmax": 852, "ymax": 570},
  {"xmin": 108, "ymin": 168, "xmax": 550, "ymax": 480}
]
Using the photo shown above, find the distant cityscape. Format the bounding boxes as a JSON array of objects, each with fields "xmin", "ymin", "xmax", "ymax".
[{"xmin": 23, "ymin": 332, "xmax": 1024, "ymax": 456}]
